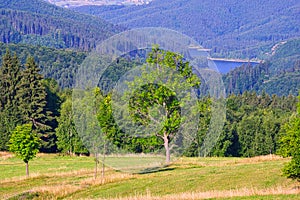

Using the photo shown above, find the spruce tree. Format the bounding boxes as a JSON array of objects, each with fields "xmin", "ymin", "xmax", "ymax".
[
  {"xmin": 16, "ymin": 56, "xmax": 51, "ymax": 150},
  {"xmin": 16, "ymin": 56, "xmax": 47, "ymax": 125},
  {"xmin": 0, "ymin": 50, "xmax": 22, "ymax": 150}
]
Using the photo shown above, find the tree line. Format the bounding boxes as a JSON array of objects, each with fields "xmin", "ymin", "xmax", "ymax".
[
  {"xmin": 0, "ymin": 49, "xmax": 299, "ymax": 179},
  {"xmin": 0, "ymin": 49, "xmax": 298, "ymax": 156}
]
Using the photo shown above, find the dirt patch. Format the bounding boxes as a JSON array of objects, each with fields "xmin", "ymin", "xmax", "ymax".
[{"xmin": 0, "ymin": 151, "xmax": 13, "ymax": 159}]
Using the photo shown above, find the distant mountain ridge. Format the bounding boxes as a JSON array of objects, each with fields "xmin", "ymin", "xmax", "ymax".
[
  {"xmin": 73, "ymin": 0, "xmax": 300, "ymax": 58},
  {"xmin": 44, "ymin": 0, "xmax": 152, "ymax": 8},
  {"xmin": 0, "ymin": 0, "xmax": 124, "ymax": 50}
]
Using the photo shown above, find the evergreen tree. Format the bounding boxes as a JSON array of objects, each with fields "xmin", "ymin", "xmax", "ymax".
[
  {"xmin": 41, "ymin": 78, "xmax": 61, "ymax": 153},
  {"xmin": 0, "ymin": 50, "xmax": 22, "ymax": 150},
  {"xmin": 16, "ymin": 56, "xmax": 51, "ymax": 151}
]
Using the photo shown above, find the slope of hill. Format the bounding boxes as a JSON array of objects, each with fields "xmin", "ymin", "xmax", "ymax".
[
  {"xmin": 0, "ymin": 0, "xmax": 124, "ymax": 50},
  {"xmin": 223, "ymin": 38, "xmax": 300, "ymax": 96},
  {"xmin": 73, "ymin": 0, "xmax": 300, "ymax": 58},
  {"xmin": 1, "ymin": 155, "xmax": 299, "ymax": 199},
  {"xmin": 0, "ymin": 42, "xmax": 86, "ymax": 88}
]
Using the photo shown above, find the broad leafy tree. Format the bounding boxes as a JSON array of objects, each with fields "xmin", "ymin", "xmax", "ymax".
[
  {"xmin": 126, "ymin": 45, "xmax": 200, "ymax": 163},
  {"xmin": 56, "ymin": 97, "xmax": 87, "ymax": 155},
  {"xmin": 278, "ymin": 94, "xmax": 300, "ymax": 180},
  {"xmin": 8, "ymin": 123, "xmax": 40, "ymax": 176}
]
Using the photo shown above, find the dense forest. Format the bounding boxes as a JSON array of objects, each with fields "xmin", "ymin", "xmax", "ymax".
[
  {"xmin": 0, "ymin": 0, "xmax": 124, "ymax": 50},
  {"xmin": 0, "ymin": 43, "xmax": 86, "ymax": 88},
  {"xmin": 73, "ymin": 0, "xmax": 300, "ymax": 58},
  {"xmin": 223, "ymin": 39, "xmax": 300, "ymax": 96}
]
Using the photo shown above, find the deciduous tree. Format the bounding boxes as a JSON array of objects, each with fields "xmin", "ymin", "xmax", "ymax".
[{"xmin": 8, "ymin": 123, "xmax": 40, "ymax": 176}]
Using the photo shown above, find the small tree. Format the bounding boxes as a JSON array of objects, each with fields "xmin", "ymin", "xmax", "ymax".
[{"xmin": 8, "ymin": 124, "xmax": 40, "ymax": 176}]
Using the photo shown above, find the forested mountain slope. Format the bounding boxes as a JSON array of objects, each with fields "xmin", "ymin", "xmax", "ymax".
[
  {"xmin": 1, "ymin": 38, "xmax": 298, "ymax": 95},
  {"xmin": 0, "ymin": 0, "xmax": 124, "ymax": 50},
  {"xmin": 73, "ymin": 0, "xmax": 300, "ymax": 58},
  {"xmin": 223, "ymin": 39, "xmax": 300, "ymax": 96},
  {"xmin": 0, "ymin": 42, "xmax": 86, "ymax": 88}
]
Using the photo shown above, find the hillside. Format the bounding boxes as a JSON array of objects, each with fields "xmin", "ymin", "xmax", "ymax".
[
  {"xmin": 1, "ymin": 154, "xmax": 300, "ymax": 199},
  {"xmin": 0, "ymin": 42, "xmax": 86, "ymax": 88},
  {"xmin": 0, "ymin": 0, "xmax": 124, "ymax": 50},
  {"xmin": 223, "ymin": 38, "xmax": 300, "ymax": 96},
  {"xmin": 1, "ymin": 37, "xmax": 298, "ymax": 95},
  {"xmin": 73, "ymin": 0, "xmax": 300, "ymax": 58}
]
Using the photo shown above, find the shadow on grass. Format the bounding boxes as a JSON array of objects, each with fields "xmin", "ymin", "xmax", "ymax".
[
  {"xmin": 136, "ymin": 166, "xmax": 175, "ymax": 174},
  {"xmin": 7, "ymin": 191, "xmax": 41, "ymax": 200}
]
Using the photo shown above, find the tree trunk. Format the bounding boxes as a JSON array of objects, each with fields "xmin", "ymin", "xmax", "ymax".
[
  {"xmin": 101, "ymin": 158, "xmax": 105, "ymax": 183},
  {"xmin": 163, "ymin": 133, "xmax": 170, "ymax": 164},
  {"xmin": 94, "ymin": 152, "xmax": 98, "ymax": 179},
  {"xmin": 26, "ymin": 162, "xmax": 29, "ymax": 177},
  {"xmin": 101, "ymin": 143, "xmax": 106, "ymax": 184}
]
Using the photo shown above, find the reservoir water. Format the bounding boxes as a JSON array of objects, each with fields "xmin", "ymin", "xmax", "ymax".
[
  {"xmin": 209, "ymin": 59, "xmax": 260, "ymax": 74},
  {"xmin": 188, "ymin": 46, "xmax": 260, "ymax": 74}
]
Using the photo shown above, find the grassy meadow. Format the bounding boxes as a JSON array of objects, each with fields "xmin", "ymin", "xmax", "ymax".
[{"xmin": 0, "ymin": 152, "xmax": 300, "ymax": 200}]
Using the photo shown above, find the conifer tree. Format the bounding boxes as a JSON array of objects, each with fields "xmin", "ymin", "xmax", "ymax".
[
  {"xmin": 16, "ymin": 56, "xmax": 52, "ymax": 151},
  {"xmin": 0, "ymin": 50, "xmax": 22, "ymax": 150},
  {"xmin": 16, "ymin": 56, "xmax": 48, "ymax": 126}
]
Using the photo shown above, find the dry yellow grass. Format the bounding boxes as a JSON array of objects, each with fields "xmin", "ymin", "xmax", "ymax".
[
  {"xmin": 87, "ymin": 186, "xmax": 300, "ymax": 200},
  {"xmin": 0, "ymin": 168, "xmax": 94, "ymax": 184},
  {"xmin": 175, "ymin": 154, "xmax": 286, "ymax": 168},
  {"xmin": 31, "ymin": 185, "xmax": 81, "ymax": 197}
]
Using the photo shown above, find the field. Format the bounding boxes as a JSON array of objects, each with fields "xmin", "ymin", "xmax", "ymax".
[{"xmin": 1, "ymin": 152, "xmax": 300, "ymax": 200}]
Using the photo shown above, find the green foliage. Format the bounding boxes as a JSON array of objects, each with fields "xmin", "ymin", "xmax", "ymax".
[
  {"xmin": 17, "ymin": 57, "xmax": 47, "ymax": 125},
  {"xmin": 97, "ymin": 93, "xmax": 122, "ymax": 147},
  {"xmin": 0, "ymin": 50, "xmax": 58, "ymax": 152},
  {"xmin": 15, "ymin": 56, "xmax": 55, "ymax": 151},
  {"xmin": 184, "ymin": 97, "xmax": 212, "ymax": 157},
  {"xmin": 210, "ymin": 92, "xmax": 295, "ymax": 157},
  {"xmin": 56, "ymin": 97, "xmax": 88, "ymax": 155},
  {"xmin": 124, "ymin": 45, "xmax": 200, "ymax": 162},
  {"xmin": 8, "ymin": 123, "xmax": 40, "ymax": 163},
  {"xmin": 0, "ymin": 50, "xmax": 22, "ymax": 150},
  {"xmin": 40, "ymin": 78, "xmax": 61, "ymax": 152},
  {"xmin": 278, "ymin": 95, "xmax": 300, "ymax": 180}
]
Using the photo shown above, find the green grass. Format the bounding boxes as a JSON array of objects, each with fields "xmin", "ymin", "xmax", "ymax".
[{"xmin": 0, "ymin": 153, "xmax": 299, "ymax": 200}]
